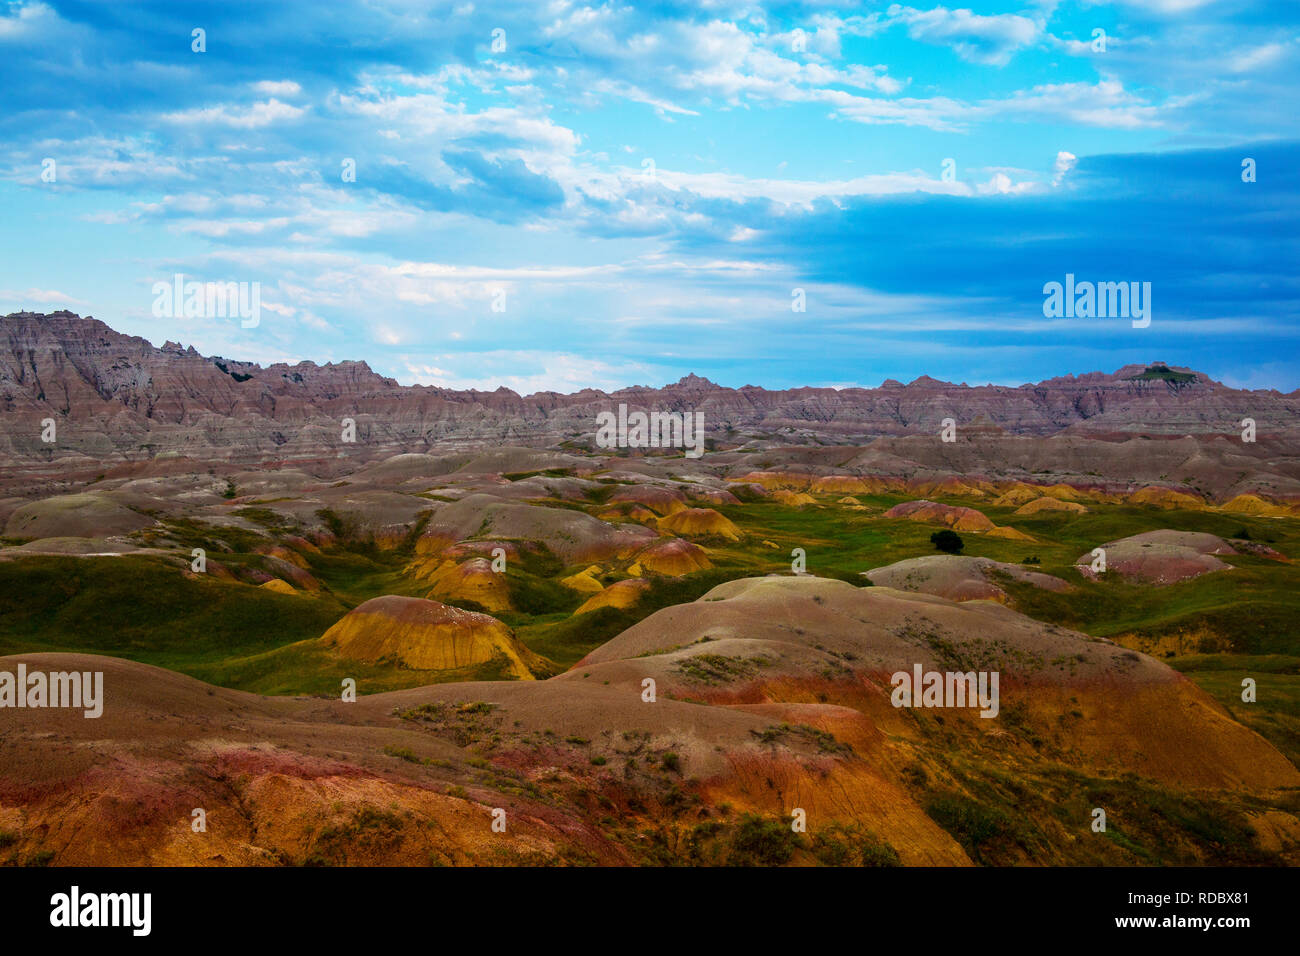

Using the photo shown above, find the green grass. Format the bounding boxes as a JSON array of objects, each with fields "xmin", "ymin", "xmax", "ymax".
[
  {"xmin": 717, "ymin": 494, "xmax": 1300, "ymax": 658},
  {"xmin": 302, "ymin": 550, "xmax": 426, "ymax": 606},
  {"xmin": 1128, "ymin": 364, "xmax": 1197, "ymax": 385},
  {"xmin": 1000, "ymin": 559, "xmax": 1299, "ymax": 653},
  {"xmin": 515, "ymin": 607, "xmax": 633, "ymax": 666},
  {"xmin": 909, "ymin": 750, "xmax": 1287, "ymax": 865},
  {"xmin": 1172, "ymin": 655, "xmax": 1300, "ymax": 767},
  {"xmin": 0, "ymin": 555, "xmax": 344, "ymax": 671}
]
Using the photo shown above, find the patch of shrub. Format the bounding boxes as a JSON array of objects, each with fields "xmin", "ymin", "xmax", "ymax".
[
  {"xmin": 727, "ymin": 813, "xmax": 800, "ymax": 866},
  {"xmin": 923, "ymin": 792, "xmax": 1014, "ymax": 864},
  {"xmin": 931, "ymin": 530, "xmax": 964, "ymax": 554},
  {"xmin": 811, "ymin": 823, "xmax": 901, "ymax": 867}
]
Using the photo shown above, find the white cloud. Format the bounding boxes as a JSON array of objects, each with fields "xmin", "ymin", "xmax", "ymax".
[
  {"xmin": 250, "ymin": 80, "xmax": 303, "ymax": 97},
  {"xmin": 401, "ymin": 351, "xmax": 659, "ymax": 393},
  {"xmin": 0, "ymin": 1, "xmax": 57, "ymax": 41},
  {"xmin": 0, "ymin": 286, "xmax": 89, "ymax": 306},
  {"xmin": 1106, "ymin": 0, "xmax": 1218, "ymax": 13},
  {"xmin": 885, "ymin": 5, "xmax": 1040, "ymax": 66},
  {"xmin": 976, "ymin": 171, "xmax": 1036, "ymax": 195},
  {"xmin": 1225, "ymin": 42, "xmax": 1289, "ymax": 73},
  {"xmin": 1052, "ymin": 150, "xmax": 1077, "ymax": 184},
  {"xmin": 984, "ymin": 80, "xmax": 1163, "ymax": 129},
  {"xmin": 162, "ymin": 98, "xmax": 306, "ymax": 128}
]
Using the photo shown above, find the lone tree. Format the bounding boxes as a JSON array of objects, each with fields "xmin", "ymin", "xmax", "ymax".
[{"xmin": 930, "ymin": 530, "xmax": 964, "ymax": 554}]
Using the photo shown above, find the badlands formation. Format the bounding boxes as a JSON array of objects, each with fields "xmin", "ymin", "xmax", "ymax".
[{"xmin": 0, "ymin": 312, "xmax": 1298, "ymax": 867}]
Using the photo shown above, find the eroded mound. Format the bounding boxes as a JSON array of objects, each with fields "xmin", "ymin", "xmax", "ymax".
[
  {"xmin": 11, "ymin": 536, "xmax": 142, "ymax": 555},
  {"xmin": 5, "ymin": 493, "xmax": 155, "ymax": 539},
  {"xmin": 656, "ymin": 507, "xmax": 741, "ymax": 540},
  {"xmin": 884, "ymin": 500, "xmax": 995, "ymax": 532},
  {"xmin": 864, "ymin": 555, "xmax": 1071, "ymax": 603},
  {"xmin": 321, "ymin": 596, "xmax": 536, "ymax": 677},
  {"xmin": 560, "ymin": 565, "xmax": 606, "ymax": 593},
  {"xmin": 772, "ymin": 490, "xmax": 817, "ymax": 506},
  {"xmin": 571, "ymin": 576, "xmax": 1299, "ymax": 791},
  {"xmin": 991, "ymin": 485, "xmax": 1043, "ymax": 507},
  {"xmin": 631, "ymin": 538, "xmax": 712, "ymax": 576},
  {"xmin": 575, "ymin": 578, "xmax": 650, "ymax": 614},
  {"xmin": 1219, "ymin": 493, "xmax": 1294, "ymax": 517},
  {"xmin": 1076, "ymin": 530, "xmax": 1238, "ymax": 584},
  {"xmin": 1130, "ymin": 486, "xmax": 1205, "ymax": 509},
  {"xmin": 417, "ymin": 495, "xmax": 654, "ymax": 562},
  {"xmin": 0, "ymin": 651, "xmax": 975, "ymax": 866},
  {"xmin": 1014, "ymin": 497, "xmax": 1088, "ymax": 515},
  {"xmin": 609, "ymin": 485, "xmax": 687, "ymax": 516},
  {"xmin": 578, "ymin": 576, "xmax": 1133, "ymax": 682},
  {"xmin": 410, "ymin": 557, "xmax": 513, "ymax": 613}
]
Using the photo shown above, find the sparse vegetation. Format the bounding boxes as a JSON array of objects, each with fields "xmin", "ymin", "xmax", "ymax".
[
  {"xmin": 811, "ymin": 824, "xmax": 902, "ymax": 867},
  {"xmin": 1128, "ymin": 364, "xmax": 1196, "ymax": 385}
]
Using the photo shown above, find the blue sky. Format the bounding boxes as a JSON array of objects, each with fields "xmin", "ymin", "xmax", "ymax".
[{"xmin": 1, "ymin": 0, "xmax": 1297, "ymax": 391}]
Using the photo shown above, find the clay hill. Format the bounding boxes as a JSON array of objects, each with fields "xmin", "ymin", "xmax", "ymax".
[
  {"xmin": 4, "ymin": 312, "xmax": 1299, "ymax": 491},
  {"xmin": 320, "ymin": 596, "xmax": 540, "ymax": 679},
  {"xmin": 2, "ymin": 576, "xmax": 1297, "ymax": 866}
]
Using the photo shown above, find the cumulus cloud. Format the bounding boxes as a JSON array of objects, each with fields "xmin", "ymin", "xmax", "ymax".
[{"xmin": 1052, "ymin": 150, "xmax": 1077, "ymax": 184}]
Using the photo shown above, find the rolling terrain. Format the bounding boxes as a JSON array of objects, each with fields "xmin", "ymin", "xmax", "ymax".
[{"xmin": 1, "ymin": 313, "xmax": 1298, "ymax": 867}]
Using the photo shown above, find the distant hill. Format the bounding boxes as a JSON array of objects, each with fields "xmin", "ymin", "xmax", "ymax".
[{"xmin": 1, "ymin": 311, "xmax": 1296, "ymax": 472}]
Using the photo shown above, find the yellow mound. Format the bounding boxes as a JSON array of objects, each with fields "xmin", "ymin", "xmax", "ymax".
[
  {"xmin": 1014, "ymin": 497, "xmax": 1088, "ymax": 515},
  {"xmin": 634, "ymin": 539, "xmax": 713, "ymax": 576},
  {"xmin": 810, "ymin": 476, "xmax": 873, "ymax": 494},
  {"xmin": 657, "ymin": 508, "xmax": 741, "ymax": 540},
  {"xmin": 1130, "ymin": 486, "xmax": 1204, "ymax": 509},
  {"xmin": 262, "ymin": 545, "xmax": 310, "ymax": 568},
  {"xmin": 911, "ymin": 477, "xmax": 991, "ymax": 498},
  {"xmin": 946, "ymin": 512, "xmax": 993, "ymax": 533},
  {"xmin": 608, "ymin": 486, "xmax": 687, "ymax": 516},
  {"xmin": 987, "ymin": 526, "xmax": 1036, "ymax": 541},
  {"xmin": 320, "ymin": 596, "xmax": 534, "ymax": 677},
  {"xmin": 1041, "ymin": 483, "xmax": 1085, "ymax": 501},
  {"xmin": 991, "ymin": 485, "xmax": 1042, "ymax": 507},
  {"xmin": 258, "ymin": 579, "xmax": 297, "ymax": 595},
  {"xmin": 560, "ymin": 566, "xmax": 606, "ymax": 594},
  {"xmin": 576, "ymin": 578, "xmax": 651, "ymax": 615},
  {"xmin": 730, "ymin": 471, "xmax": 811, "ymax": 491},
  {"xmin": 417, "ymin": 557, "xmax": 512, "ymax": 613},
  {"xmin": 772, "ymin": 490, "xmax": 817, "ymax": 507},
  {"xmin": 599, "ymin": 503, "xmax": 659, "ymax": 525},
  {"xmin": 1218, "ymin": 493, "xmax": 1291, "ymax": 517}
]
